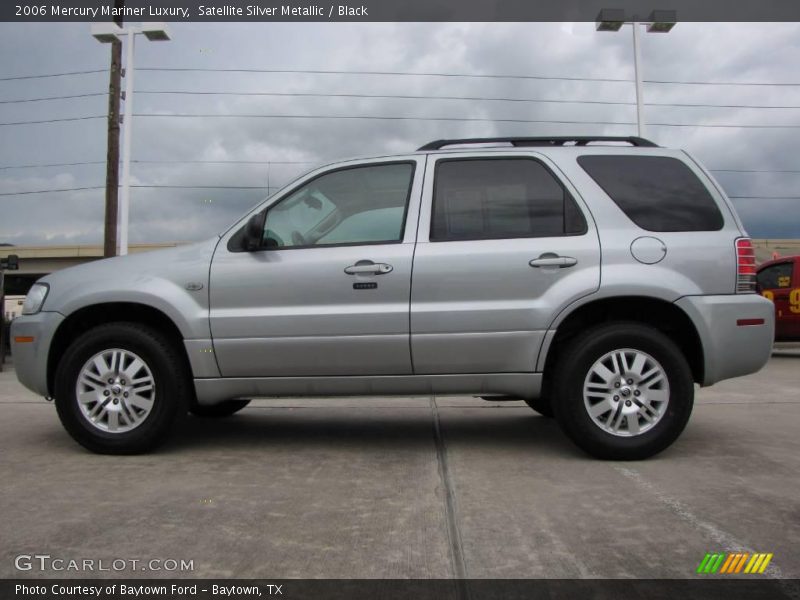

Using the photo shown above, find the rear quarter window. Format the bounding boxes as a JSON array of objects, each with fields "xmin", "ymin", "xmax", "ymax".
[{"xmin": 577, "ymin": 155, "xmax": 724, "ymax": 232}]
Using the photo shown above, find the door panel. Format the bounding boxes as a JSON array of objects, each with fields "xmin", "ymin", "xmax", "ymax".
[
  {"xmin": 410, "ymin": 153, "xmax": 601, "ymax": 374},
  {"xmin": 210, "ymin": 157, "xmax": 423, "ymax": 377},
  {"xmin": 210, "ymin": 244, "xmax": 415, "ymax": 376}
]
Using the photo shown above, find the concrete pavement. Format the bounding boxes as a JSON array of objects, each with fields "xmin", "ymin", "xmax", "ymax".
[{"xmin": 0, "ymin": 351, "xmax": 798, "ymax": 580}]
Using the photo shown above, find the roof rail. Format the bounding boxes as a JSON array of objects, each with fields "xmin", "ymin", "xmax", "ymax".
[{"xmin": 417, "ymin": 136, "xmax": 659, "ymax": 151}]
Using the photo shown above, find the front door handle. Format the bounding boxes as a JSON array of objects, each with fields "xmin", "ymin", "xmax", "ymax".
[
  {"xmin": 344, "ymin": 261, "xmax": 393, "ymax": 275},
  {"xmin": 529, "ymin": 255, "xmax": 578, "ymax": 268}
]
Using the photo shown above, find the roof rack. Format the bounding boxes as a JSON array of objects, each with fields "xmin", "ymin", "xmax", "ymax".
[{"xmin": 417, "ymin": 136, "xmax": 659, "ymax": 151}]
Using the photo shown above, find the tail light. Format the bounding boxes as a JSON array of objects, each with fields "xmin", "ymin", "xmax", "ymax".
[{"xmin": 736, "ymin": 238, "xmax": 757, "ymax": 293}]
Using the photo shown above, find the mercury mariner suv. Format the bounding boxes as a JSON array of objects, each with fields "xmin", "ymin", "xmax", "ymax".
[{"xmin": 12, "ymin": 136, "xmax": 774, "ymax": 459}]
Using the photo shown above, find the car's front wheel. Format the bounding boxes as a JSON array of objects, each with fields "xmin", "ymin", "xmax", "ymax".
[
  {"xmin": 190, "ymin": 399, "xmax": 251, "ymax": 418},
  {"xmin": 552, "ymin": 322, "xmax": 694, "ymax": 460},
  {"xmin": 54, "ymin": 322, "xmax": 190, "ymax": 454}
]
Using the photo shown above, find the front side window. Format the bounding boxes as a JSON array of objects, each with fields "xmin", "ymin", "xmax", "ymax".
[
  {"xmin": 430, "ymin": 158, "xmax": 587, "ymax": 241},
  {"xmin": 577, "ymin": 155, "xmax": 724, "ymax": 232},
  {"xmin": 261, "ymin": 162, "xmax": 414, "ymax": 249}
]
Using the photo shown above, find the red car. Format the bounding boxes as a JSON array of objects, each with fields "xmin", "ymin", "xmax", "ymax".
[{"xmin": 757, "ymin": 255, "xmax": 800, "ymax": 341}]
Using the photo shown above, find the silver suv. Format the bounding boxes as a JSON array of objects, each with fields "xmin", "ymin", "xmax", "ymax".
[{"xmin": 12, "ymin": 136, "xmax": 774, "ymax": 459}]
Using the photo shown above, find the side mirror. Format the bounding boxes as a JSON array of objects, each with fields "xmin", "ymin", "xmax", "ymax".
[{"xmin": 242, "ymin": 211, "xmax": 266, "ymax": 252}]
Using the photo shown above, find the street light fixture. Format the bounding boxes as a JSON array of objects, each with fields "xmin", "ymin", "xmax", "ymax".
[
  {"xmin": 595, "ymin": 9, "xmax": 625, "ymax": 32},
  {"xmin": 647, "ymin": 11, "xmax": 677, "ymax": 33},
  {"xmin": 92, "ymin": 22, "xmax": 171, "ymax": 256},
  {"xmin": 596, "ymin": 9, "xmax": 677, "ymax": 138}
]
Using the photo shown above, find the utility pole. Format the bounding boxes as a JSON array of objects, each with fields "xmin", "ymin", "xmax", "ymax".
[{"xmin": 103, "ymin": 0, "xmax": 125, "ymax": 258}]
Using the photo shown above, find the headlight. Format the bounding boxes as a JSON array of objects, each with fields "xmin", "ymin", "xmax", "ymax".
[{"xmin": 22, "ymin": 283, "xmax": 49, "ymax": 315}]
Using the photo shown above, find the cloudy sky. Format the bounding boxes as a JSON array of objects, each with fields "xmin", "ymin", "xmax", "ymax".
[{"xmin": 1, "ymin": 21, "xmax": 799, "ymax": 246}]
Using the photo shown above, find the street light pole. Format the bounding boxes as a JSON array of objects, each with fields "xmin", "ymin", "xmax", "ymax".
[
  {"xmin": 631, "ymin": 21, "xmax": 645, "ymax": 137},
  {"xmin": 596, "ymin": 9, "xmax": 676, "ymax": 139},
  {"xmin": 119, "ymin": 29, "xmax": 136, "ymax": 256},
  {"xmin": 92, "ymin": 22, "xmax": 170, "ymax": 256}
]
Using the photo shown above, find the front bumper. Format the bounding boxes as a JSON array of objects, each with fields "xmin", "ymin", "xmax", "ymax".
[
  {"xmin": 10, "ymin": 311, "xmax": 64, "ymax": 397},
  {"xmin": 675, "ymin": 294, "xmax": 774, "ymax": 386}
]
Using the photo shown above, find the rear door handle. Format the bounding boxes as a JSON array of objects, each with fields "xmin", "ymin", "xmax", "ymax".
[
  {"xmin": 344, "ymin": 261, "xmax": 393, "ymax": 275},
  {"xmin": 529, "ymin": 255, "xmax": 578, "ymax": 268}
]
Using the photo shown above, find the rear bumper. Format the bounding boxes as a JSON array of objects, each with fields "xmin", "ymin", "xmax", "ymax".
[
  {"xmin": 675, "ymin": 294, "xmax": 774, "ymax": 386},
  {"xmin": 10, "ymin": 311, "xmax": 64, "ymax": 397}
]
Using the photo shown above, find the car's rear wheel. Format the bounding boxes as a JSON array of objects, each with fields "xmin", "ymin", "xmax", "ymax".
[
  {"xmin": 552, "ymin": 322, "xmax": 693, "ymax": 460},
  {"xmin": 54, "ymin": 322, "xmax": 190, "ymax": 454},
  {"xmin": 523, "ymin": 396, "xmax": 554, "ymax": 417},
  {"xmin": 190, "ymin": 399, "xmax": 251, "ymax": 418}
]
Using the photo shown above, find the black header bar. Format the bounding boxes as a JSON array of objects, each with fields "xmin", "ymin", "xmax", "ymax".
[{"xmin": 3, "ymin": 0, "xmax": 800, "ymax": 23}]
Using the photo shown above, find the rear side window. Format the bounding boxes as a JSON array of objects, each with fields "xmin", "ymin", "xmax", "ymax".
[
  {"xmin": 577, "ymin": 155, "xmax": 724, "ymax": 232},
  {"xmin": 431, "ymin": 158, "xmax": 587, "ymax": 241},
  {"xmin": 757, "ymin": 262, "xmax": 794, "ymax": 290}
]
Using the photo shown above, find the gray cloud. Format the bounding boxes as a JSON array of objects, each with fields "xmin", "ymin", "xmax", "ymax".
[{"xmin": 1, "ymin": 21, "xmax": 799, "ymax": 245}]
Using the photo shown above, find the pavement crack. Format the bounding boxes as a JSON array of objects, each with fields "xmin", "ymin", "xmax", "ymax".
[
  {"xmin": 430, "ymin": 396, "xmax": 470, "ymax": 596},
  {"xmin": 614, "ymin": 466, "xmax": 800, "ymax": 600}
]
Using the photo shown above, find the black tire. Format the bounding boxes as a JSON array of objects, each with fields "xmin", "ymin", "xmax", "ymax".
[
  {"xmin": 552, "ymin": 322, "xmax": 694, "ymax": 460},
  {"xmin": 523, "ymin": 396, "xmax": 554, "ymax": 418},
  {"xmin": 190, "ymin": 399, "xmax": 251, "ymax": 418},
  {"xmin": 54, "ymin": 322, "xmax": 190, "ymax": 454}
]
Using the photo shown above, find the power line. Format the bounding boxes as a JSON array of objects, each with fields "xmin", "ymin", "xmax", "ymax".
[
  {"xmin": 138, "ymin": 67, "xmax": 800, "ymax": 87},
  {"xmin": 647, "ymin": 79, "xmax": 800, "ymax": 87},
  {"xmin": 650, "ymin": 101, "xmax": 800, "ymax": 110},
  {"xmin": 0, "ymin": 184, "xmax": 281, "ymax": 197},
  {"xmin": 650, "ymin": 122, "xmax": 800, "ymax": 129},
  {"xmin": 1, "ymin": 159, "xmax": 799, "ymax": 174},
  {"xmin": 0, "ymin": 160, "xmax": 314, "ymax": 170},
  {"xmin": 134, "ymin": 113, "xmax": 638, "ymax": 125},
  {"xmin": 0, "ymin": 116, "xmax": 104, "ymax": 126},
  {"xmin": 4, "ymin": 87, "xmax": 795, "ymax": 110},
  {"xmin": 4, "ymin": 111, "xmax": 800, "ymax": 130},
  {"xmin": 3, "ymin": 183, "xmax": 795, "ymax": 200},
  {"xmin": 131, "ymin": 184, "xmax": 273, "ymax": 189},
  {"xmin": 0, "ymin": 161, "xmax": 105, "ymax": 170},
  {"xmin": 132, "ymin": 113, "xmax": 800, "ymax": 129},
  {"xmin": 139, "ymin": 89, "xmax": 636, "ymax": 106},
  {"xmin": 0, "ymin": 186, "xmax": 103, "ymax": 197},
  {"xmin": 138, "ymin": 89, "xmax": 800, "ymax": 110},
  {"xmin": 139, "ymin": 67, "xmax": 633, "ymax": 83},
  {"xmin": 0, "ymin": 69, "xmax": 106, "ymax": 81},
  {"xmin": 1, "ymin": 90, "xmax": 796, "ymax": 111},
  {"xmin": 4, "ymin": 66, "xmax": 800, "ymax": 87},
  {"xmin": 132, "ymin": 159, "xmax": 315, "ymax": 165},
  {"xmin": 0, "ymin": 93, "xmax": 106, "ymax": 104}
]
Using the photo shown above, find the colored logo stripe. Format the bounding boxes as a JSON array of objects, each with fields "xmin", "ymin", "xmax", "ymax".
[
  {"xmin": 745, "ymin": 553, "xmax": 773, "ymax": 574},
  {"xmin": 697, "ymin": 552, "xmax": 773, "ymax": 574}
]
